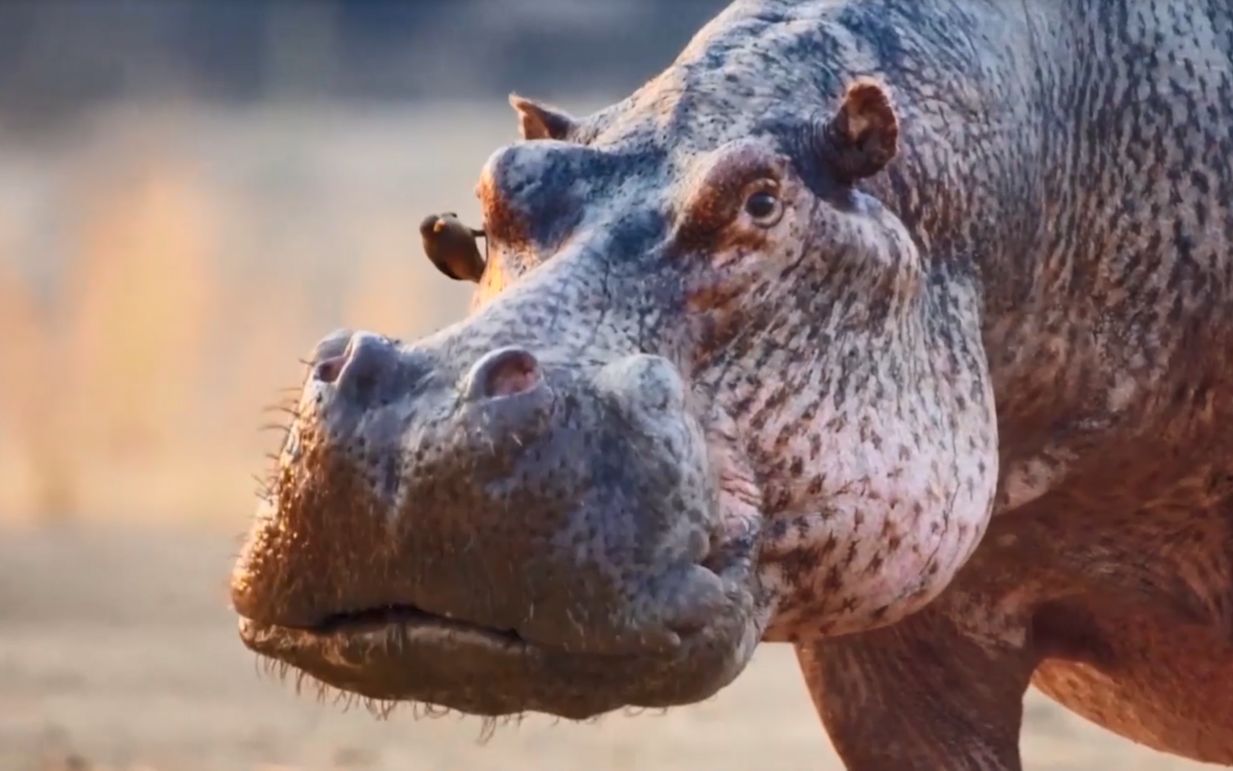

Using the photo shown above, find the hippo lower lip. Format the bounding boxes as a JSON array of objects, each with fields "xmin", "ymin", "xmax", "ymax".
[{"xmin": 237, "ymin": 614, "xmax": 686, "ymax": 720}]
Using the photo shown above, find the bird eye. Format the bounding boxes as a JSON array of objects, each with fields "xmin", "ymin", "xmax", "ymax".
[{"xmin": 744, "ymin": 187, "xmax": 782, "ymax": 226}]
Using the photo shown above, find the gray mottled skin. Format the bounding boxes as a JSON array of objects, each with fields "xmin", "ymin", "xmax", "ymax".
[{"xmin": 231, "ymin": 0, "xmax": 1233, "ymax": 768}]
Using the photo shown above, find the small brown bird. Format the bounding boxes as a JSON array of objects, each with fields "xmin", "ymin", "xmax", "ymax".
[{"xmin": 419, "ymin": 212, "xmax": 486, "ymax": 282}]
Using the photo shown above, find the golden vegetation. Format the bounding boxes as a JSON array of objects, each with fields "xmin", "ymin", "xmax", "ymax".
[{"xmin": 0, "ymin": 105, "xmax": 493, "ymax": 527}]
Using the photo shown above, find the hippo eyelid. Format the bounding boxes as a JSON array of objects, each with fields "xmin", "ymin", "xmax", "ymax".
[{"xmin": 676, "ymin": 146, "xmax": 788, "ymax": 238}]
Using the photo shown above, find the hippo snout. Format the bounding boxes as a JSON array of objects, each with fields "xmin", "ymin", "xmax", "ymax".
[
  {"xmin": 315, "ymin": 333, "xmax": 545, "ymax": 405},
  {"xmin": 232, "ymin": 328, "xmax": 765, "ymax": 717},
  {"xmin": 299, "ymin": 331, "xmax": 558, "ymax": 457}
]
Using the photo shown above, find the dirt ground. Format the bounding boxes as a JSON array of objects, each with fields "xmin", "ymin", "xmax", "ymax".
[{"xmin": 0, "ymin": 524, "xmax": 1213, "ymax": 771}]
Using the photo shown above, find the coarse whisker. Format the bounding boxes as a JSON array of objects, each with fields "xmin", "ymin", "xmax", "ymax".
[
  {"xmin": 478, "ymin": 716, "xmax": 499, "ymax": 744},
  {"xmin": 261, "ymin": 404, "xmax": 302, "ymax": 418}
]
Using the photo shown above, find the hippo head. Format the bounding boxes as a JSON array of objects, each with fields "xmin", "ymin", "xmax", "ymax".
[{"xmin": 232, "ymin": 60, "xmax": 999, "ymax": 718}]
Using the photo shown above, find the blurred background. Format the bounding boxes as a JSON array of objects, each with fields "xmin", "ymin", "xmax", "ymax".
[{"xmin": 0, "ymin": 2, "xmax": 1208, "ymax": 769}]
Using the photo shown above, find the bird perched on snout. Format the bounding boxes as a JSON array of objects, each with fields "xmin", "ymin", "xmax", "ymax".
[{"xmin": 419, "ymin": 212, "xmax": 486, "ymax": 282}]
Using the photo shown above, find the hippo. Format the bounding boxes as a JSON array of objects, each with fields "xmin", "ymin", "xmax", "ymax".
[{"xmin": 230, "ymin": 0, "xmax": 1233, "ymax": 768}]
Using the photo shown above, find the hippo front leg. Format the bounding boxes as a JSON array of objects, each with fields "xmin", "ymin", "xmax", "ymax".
[{"xmin": 798, "ymin": 601, "xmax": 1035, "ymax": 771}]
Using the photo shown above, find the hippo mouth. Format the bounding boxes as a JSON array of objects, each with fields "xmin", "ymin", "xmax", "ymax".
[{"xmin": 237, "ymin": 537, "xmax": 763, "ymax": 720}]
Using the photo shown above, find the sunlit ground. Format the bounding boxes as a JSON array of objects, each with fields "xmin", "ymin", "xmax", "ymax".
[{"xmin": 0, "ymin": 103, "xmax": 1212, "ymax": 770}]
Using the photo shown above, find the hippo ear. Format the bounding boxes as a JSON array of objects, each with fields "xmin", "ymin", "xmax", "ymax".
[
  {"xmin": 509, "ymin": 94, "xmax": 577, "ymax": 141},
  {"xmin": 819, "ymin": 78, "xmax": 900, "ymax": 184}
]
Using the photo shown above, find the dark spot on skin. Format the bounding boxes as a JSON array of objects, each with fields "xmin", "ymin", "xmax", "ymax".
[{"xmin": 824, "ymin": 567, "xmax": 844, "ymax": 593}]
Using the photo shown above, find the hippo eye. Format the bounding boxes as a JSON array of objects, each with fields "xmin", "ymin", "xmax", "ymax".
[{"xmin": 743, "ymin": 186, "xmax": 783, "ymax": 226}]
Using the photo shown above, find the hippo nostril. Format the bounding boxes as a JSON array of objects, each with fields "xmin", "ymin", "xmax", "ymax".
[
  {"xmin": 310, "ymin": 328, "xmax": 352, "ymax": 365},
  {"xmin": 466, "ymin": 347, "xmax": 543, "ymax": 401},
  {"xmin": 334, "ymin": 332, "xmax": 398, "ymax": 405},
  {"xmin": 313, "ymin": 354, "xmax": 347, "ymax": 384}
]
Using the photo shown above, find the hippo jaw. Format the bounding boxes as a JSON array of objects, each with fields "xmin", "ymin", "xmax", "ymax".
[{"xmin": 233, "ymin": 335, "xmax": 772, "ymax": 718}]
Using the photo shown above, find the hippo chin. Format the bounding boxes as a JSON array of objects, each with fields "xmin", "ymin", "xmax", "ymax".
[{"xmin": 236, "ymin": 0, "xmax": 1233, "ymax": 767}]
